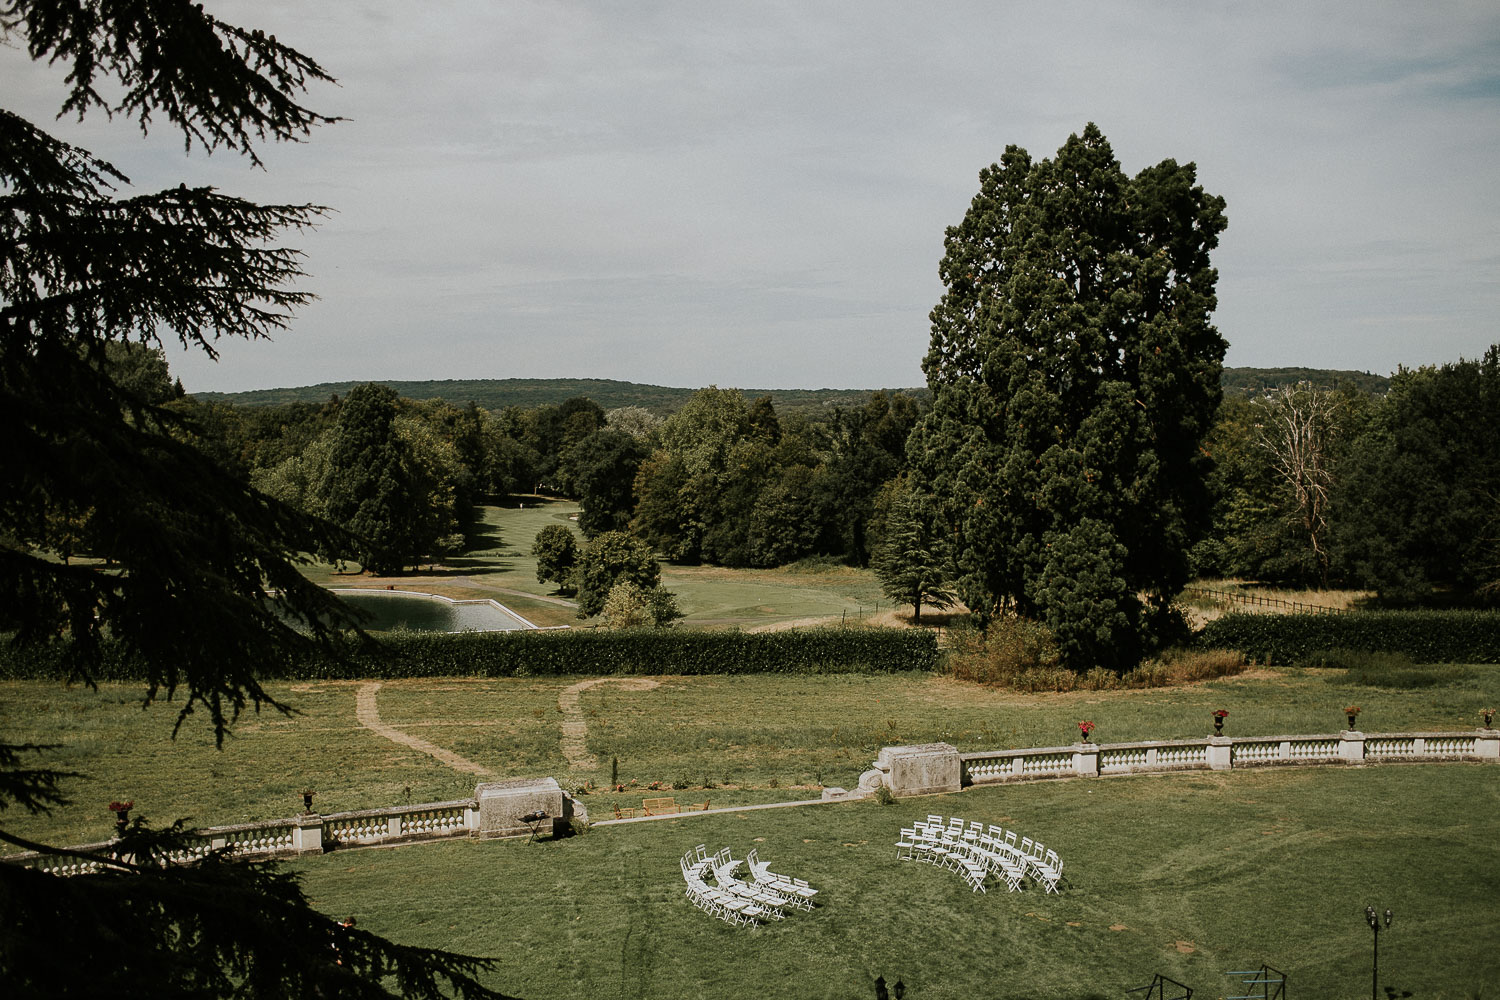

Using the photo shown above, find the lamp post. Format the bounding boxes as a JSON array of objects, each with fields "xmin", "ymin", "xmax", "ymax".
[{"xmin": 1364, "ymin": 905, "xmax": 1391, "ymax": 1000}]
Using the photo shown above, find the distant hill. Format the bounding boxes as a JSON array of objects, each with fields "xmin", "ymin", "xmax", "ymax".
[
  {"xmin": 1221, "ymin": 367, "xmax": 1390, "ymax": 396},
  {"xmin": 188, "ymin": 378, "xmax": 929, "ymax": 414},
  {"xmin": 188, "ymin": 368, "xmax": 1392, "ymax": 412}
]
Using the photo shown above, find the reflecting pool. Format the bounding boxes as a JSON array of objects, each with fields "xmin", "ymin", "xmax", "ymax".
[{"xmin": 331, "ymin": 590, "xmax": 532, "ymax": 632}]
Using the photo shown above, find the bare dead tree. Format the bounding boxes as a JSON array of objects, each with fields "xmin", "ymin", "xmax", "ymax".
[{"xmin": 1256, "ymin": 382, "xmax": 1343, "ymax": 588}]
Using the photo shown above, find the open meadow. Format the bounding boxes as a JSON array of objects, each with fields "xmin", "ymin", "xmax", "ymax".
[{"xmin": 4, "ymin": 662, "xmax": 1499, "ymax": 996}]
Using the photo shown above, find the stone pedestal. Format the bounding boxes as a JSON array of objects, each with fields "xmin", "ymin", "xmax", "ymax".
[
  {"xmin": 476, "ymin": 778, "xmax": 563, "ymax": 838},
  {"xmin": 1072, "ymin": 743, "xmax": 1100, "ymax": 777},
  {"xmin": 293, "ymin": 815, "xmax": 323, "ymax": 854},
  {"xmin": 1339, "ymin": 731, "xmax": 1366, "ymax": 762},
  {"xmin": 1206, "ymin": 736, "xmax": 1233, "ymax": 771},
  {"xmin": 1477, "ymin": 728, "xmax": 1500, "ymax": 759},
  {"xmin": 875, "ymin": 743, "xmax": 961, "ymax": 796}
]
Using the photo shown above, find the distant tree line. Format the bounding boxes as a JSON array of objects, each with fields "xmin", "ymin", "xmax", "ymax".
[
  {"xmin": 157, "ymin": 367, "xmax": 926, "ymax": 580},
  {"xmin": 147, "ymin": 331, "xmax": 1500, "ymax": 620}
]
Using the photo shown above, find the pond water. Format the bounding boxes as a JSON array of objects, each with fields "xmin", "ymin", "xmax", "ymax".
[{"xmin": 333, "ymin": 591, "xmax": 531, "ymax": 633}]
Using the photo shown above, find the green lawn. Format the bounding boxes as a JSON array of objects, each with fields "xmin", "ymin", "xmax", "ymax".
[
  {"xmin": 4, "ymin": 665, "xmax": 1498, "ymax": 997},
  {"xmin": 4, "ymin": 666, "xmax": 1496, "ymax": 851},
  {"xmin": 290, "ymin": 765, "xmax": 1500, "ymax": 1000}
]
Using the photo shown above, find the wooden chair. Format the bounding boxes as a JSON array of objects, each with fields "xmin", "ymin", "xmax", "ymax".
[{"xmin": 641, "ymin": 797, "xmax": 678, "ymax": 816}]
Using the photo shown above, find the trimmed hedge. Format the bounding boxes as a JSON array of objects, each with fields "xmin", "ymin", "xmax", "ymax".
[
  {"xmin": 0, "ymin": 627, "xmax": 940, "ymax": 681},
  {"xmin": 1197, "ymin": 611, "xmax": 1500, "ymax": 664}
]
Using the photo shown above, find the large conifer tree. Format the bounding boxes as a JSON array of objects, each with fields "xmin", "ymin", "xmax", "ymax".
[
  {"xmin": 1, "ymin": 3, "xmax": 509, "ymax": 995},
  {"xmin": 909, "ymin": 124, "xmax": 1227, "ymax": 669},
  {"xmin": 321, "ymin": 383, "xmax": 429, "ymax": 575}
]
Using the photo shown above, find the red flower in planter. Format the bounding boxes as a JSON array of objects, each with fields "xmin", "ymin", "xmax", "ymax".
[
  {"xmin": 1078, "ymin": 720, "xmax": 1095, "ymax": 737},
  {"xmin": 1213, "ymin": 709, "xmax": 1229, "ymax": 720}
]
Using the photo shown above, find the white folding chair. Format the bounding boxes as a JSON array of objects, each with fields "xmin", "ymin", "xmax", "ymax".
[
  {"xmin": 1035, "ymin": 849, "xmax": 1064, "ymax": 893},
  {"xmin": 896, "ymin": 827, "xmax": 916, "ymax": 861}
]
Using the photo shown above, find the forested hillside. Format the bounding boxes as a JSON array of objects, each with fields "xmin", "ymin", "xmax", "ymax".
[
  {"xmin": 190, "ymin": 377, "xmax": 927, "ymax": 414},
  {"xmin": 190, "ymin": 367, "xmax": 1387, "ymax": 413},
  {"xmin": 1222, "ymin": 367, "xmax": 1390, "ymax": 396}
]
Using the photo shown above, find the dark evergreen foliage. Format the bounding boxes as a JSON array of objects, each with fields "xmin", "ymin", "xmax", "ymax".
[
  {"xmin": 910, "ymin": 124, "xmax": 1227, "ymax": 669},
  {"xmin": 319, "ymin": 383, "xmax": 429, "ymax": 574},
  {"xmin": 1334, "ymin": 346, "xmax": 1500, "ymax": 603},
  {"xmin": 871, "ymin": 481, "xmax": 954, "ymax": 623},
  {"xmin": 0, "ymin": 2, "xmax": 511, "ymax": 995}
]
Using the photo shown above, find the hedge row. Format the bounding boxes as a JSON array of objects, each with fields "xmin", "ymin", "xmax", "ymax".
[
  {"xmin": 1197, "ymin": 611, "xmax": 1500, "ymax": 664},
  {"xmin": 0, "ymin": 626, "xmax": 940, "ymax": 681}
]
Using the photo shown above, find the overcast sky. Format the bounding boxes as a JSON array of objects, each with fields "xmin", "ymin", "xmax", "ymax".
[{"xmin": 7, "ymin": 1, "xmax": 1498, "ymax": 394}]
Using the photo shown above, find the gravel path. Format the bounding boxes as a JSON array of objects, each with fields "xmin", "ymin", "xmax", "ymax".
[
  {"xmin": 355, "ymin": 681, "xmax": 496, "ymax": 777},
  {"xmin": 556, "ymin": 677, "xmax": 661, "ymax": 771}
]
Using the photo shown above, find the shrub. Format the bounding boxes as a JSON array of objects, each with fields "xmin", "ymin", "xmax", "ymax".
[
  {"xmin": 0, "ymin": 626, "xmax": 940, "ymax": 681},
  {"xmin": 1120, "ymin": 648, "xmax": 1247, "ymax": 689},
  {"xmin": 1199, "ymin": 611, "xmax": 1500, "ymax": 664},
  {"xmin": 943, "ymin": 615, "xmax": 1062, "ymax": 686}
]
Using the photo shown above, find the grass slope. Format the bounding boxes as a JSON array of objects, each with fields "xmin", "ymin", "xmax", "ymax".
[
  {"xmin": 291, "ymin": 766, "xmax": 1499, "ymax": 999},
  {"xmin": 4, "ymin": 665, "xmax": 1495, "ymax": 850}
]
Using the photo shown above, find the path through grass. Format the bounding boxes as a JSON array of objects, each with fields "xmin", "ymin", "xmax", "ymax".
[{"xmin": 4, "ymin": 665, "xmax": 1496, "ymax": 849}]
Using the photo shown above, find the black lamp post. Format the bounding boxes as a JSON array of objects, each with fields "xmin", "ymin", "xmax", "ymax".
[{"xmin": 1364, "ymin": 905, "xmax": 1391, "ymax": 1000}]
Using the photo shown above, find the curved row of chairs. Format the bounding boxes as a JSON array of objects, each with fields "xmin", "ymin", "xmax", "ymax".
[
  {"xmin": 679, "ymin": 844, "xmax": 819, "ymax": 927},
  {"xmin": 896, "ymin": 815, "xmax": 1064, "ymax": 894}
]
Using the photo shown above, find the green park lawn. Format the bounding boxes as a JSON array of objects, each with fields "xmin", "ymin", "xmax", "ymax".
[
  {"xmin": 3, "ymin": 663, "xmax": 1498, "ymax": 996},
  {"xmin": 3, "ymin": 663, "xmax": 1495, "ymax": 840},
  {"xmin": 297, "ymin": 499, "xmax": 891, "ymax": 630},
  {"xmin": 294, "ymin": 765, "xmax": 1499, "ymax": 999}
]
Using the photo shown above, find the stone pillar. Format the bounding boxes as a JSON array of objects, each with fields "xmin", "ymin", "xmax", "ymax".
[
  {"xmin": 293, "ymin": 815, "xmax": 323, "ymax": 854},
  {"xmin": 476, "ymin": 778, "xmax": 563, "ymax": 838},
  {"xmin": 1476, "ymin": 729, "xmax": 1500, "ymax": 760},
  {"xmin": 1072, "ymin": 743, "xmax": 1100, "ymax": 777},
  {"xmin": 1339, "ymin": 731, "xmax": 1366, "ymax": 762},
  {"xmin": 874, "ymin": 744, "xmax": 962, "ymax": 796},
  {"xmin": 1206, "ymin": 736, "xmax": 1233, "ymax": 771}
]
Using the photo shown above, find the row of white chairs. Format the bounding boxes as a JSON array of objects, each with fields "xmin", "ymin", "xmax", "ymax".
[
  {"xmin": 679, "ymin": 844, "xmax": 819, "ymax": 927},
  {"xmin": 896, "ymin": 815, "xmax": 1064, "ymax": 894}
]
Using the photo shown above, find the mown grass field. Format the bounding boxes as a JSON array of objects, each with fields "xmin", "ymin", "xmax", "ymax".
[
  {"xmin": 289, "ymin": 766, "xmax": 1500, "ymax": 1000},
  {"xmin": 3, "ymin": 664, "xmax": 1495, "ymax": 848},
  {"xmin": 3, "ymin": 662, "xmax": 1498, "ymax": 997}
]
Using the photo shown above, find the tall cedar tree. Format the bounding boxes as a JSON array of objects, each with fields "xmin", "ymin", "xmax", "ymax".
[
  {"xmin": 0, "ymin": 2, "xmax": 510, "ymax": 996},
  {"xmin": 320, "ymin": 383, "xmax": 429, "ymax": 574},
  {"xmin": 909, "ymin": 124, "xmax": 1226, "ymax": 669}
]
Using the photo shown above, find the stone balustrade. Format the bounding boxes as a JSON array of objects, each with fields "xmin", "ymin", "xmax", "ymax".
[
  {"xmin": 5, "ymin": 779, "xmax": 584, "ymax": 874},
  {"xmin": 955, "ymin": 729, "xmax": 1499, "ymax": 789}
]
